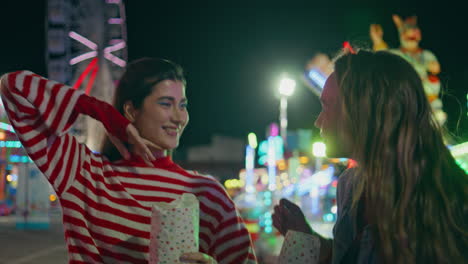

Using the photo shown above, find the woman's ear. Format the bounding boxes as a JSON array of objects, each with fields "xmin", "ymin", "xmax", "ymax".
[{"xmin": 123, "ymin": 101, "xmax": 137, "ymax": 122}]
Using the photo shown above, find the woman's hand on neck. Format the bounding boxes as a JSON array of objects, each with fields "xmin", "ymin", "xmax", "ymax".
[{"xmin": 150, "ymin": 147, "xmax": 168, "ymax": 159}]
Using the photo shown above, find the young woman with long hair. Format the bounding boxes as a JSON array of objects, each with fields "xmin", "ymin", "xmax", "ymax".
[{"xmin": 273, "ymin": 50, "xmax": 467, "ymax": 263}]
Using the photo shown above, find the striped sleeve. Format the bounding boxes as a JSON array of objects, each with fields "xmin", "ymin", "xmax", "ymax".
[
  {"xmin": 211, "ymin": 198, "xmax": 257, "ymax": 264},
  {"xmin": 0, "ymin": 71, "xmax": 127, "ymax": 195}
]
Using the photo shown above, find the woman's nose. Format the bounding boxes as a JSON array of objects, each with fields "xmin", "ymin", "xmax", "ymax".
[
  {"xmin": 314, "ymin": 113, "xmax": 323, "ymax": 129},
  {"xmin": 172, "ymin": 107, "xmax": 185, "ymax": 123}
]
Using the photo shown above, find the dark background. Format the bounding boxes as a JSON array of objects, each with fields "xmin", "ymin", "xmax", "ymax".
[{"xmin": 1, "ymin": 1, "xmax": 466, "ymax": 151}]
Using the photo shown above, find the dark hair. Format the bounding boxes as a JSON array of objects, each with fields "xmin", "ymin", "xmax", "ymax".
[
  {"xmin": 333, "ymin": 49, "xmax": 468, "ymax": 263},
  {"xmin": 101, "ymin": 58, "xmax": 186, "ymax": 160}
]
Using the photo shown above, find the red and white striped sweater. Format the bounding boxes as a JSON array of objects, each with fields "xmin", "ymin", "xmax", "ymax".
[{"xmin": 1, "ymin": 71, "xmax": 257, "ymax": 264}]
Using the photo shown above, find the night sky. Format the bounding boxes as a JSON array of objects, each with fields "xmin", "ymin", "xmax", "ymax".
[{"xmin": 1, "ymin": 2, "xmax": 467, "ymax": 151}]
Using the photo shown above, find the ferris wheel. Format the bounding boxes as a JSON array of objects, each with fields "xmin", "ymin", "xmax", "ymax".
[{"xmin": 46, "ymin": 0, "xmax": 128, "ymax": 151}]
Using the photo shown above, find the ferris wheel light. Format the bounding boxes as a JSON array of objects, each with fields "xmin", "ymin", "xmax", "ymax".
[
  {"xmin": 69, "ymin": 31, "xmax": 98, "ymax": 50},
  {"xmin": 108, "ymin": 18, "xmax": 124, "ymax": 24},
  {"xmin": 109, "ymin": 39, "xmax": 124, "ymax": 45},
  {"xmin": 104, "ymin": 53, "xmax": 126, "ymax": 67},
  {"xmin": 70, "ymin": 51, "xmax": 98, "ymax": 65},
  {"xmin": 104, "ymin": 41, "xmax": 126, "ymax": 53}
]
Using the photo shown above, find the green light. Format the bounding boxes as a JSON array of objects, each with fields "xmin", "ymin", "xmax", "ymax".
[
  {"xmin": 323, "ymin": 213, "xmax": 334, "ymax": 222},
  {"xmin": 0, "ymin": 141, "xmax": 23, "ymax": 148}
]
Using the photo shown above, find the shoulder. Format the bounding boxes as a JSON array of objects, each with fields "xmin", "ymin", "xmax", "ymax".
[
  {"xmin": 186, "ymin": 170, "xmax": 222, "ymax": 187},
  {"xmin": 338, "ymin": 168, "xmax": 356, "ymax": 189},
  {"xmin": 337, "ymin": 168, "xmax": 357, "ymax": 202},
  {"xmin": 186, "ymin": 171, "xmax": 236, "ymax": 210}
]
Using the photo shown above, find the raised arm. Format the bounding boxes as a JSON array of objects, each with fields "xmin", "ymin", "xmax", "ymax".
[{"xmin": 0, "ymin": 70, "xmax": 130, "ymax": 195}]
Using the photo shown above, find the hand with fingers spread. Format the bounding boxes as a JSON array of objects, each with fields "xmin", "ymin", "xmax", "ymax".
[
  {"xmin": 107, "ymin": 123, "xmax": 162, "ymax": 167},
  {"xmin": 272, "ymin": 198, "xmax": 313, "ymax": 236},
  {"xmin": 179, "ymin": 252, "xmax": 217, "ymax": 264}
]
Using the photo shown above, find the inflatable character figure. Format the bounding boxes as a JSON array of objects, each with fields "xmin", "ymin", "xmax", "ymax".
[{"xmin": 370, "ymin": 15, "xmax": 447, "ymax": 125}]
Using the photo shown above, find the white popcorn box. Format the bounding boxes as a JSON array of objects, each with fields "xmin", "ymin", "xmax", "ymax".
[
  {"xmin": 149, "ymin": 193, "xmax": 200, "ymax": 264},
  {"xmin": 277, "ymin": 230, "xmax": 320, "ymax": 264}
]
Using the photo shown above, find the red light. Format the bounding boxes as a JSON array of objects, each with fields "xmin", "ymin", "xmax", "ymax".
[
  {"xmin": 332, "ymin": 180, "xmax": 338, "ymax": 188},
  {"xmin": 347, "ymin": 159, "xmax": 358, "ymax": 168},
  {"xmin": 343, "ymin": 41, "xmax": 356, "ymax": 54}
]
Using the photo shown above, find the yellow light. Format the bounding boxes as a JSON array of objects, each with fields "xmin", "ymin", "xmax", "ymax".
[
  {"xmin": 277, "ymin": 159, "xmax": 286, "ymax": 170},
  {"xmin": 224, "ymin": 179, "xmax": 232, "ymax": 188},
  {"xmin": 0, "ymin": 132, "xmax": 5, "ymax": 140},
  {"xmin": 248, "ymin": 133, "xmax": 258, "ymax": 149},
  {"xmin": 225, "ymin": 179, "xmax": 243, "ymax": 189},
  {"xmin": 6, "ymin": 174, "xmax": 12, "ymax": 182},
  {"xmin": 299, "ymin": 156, "xmax": 309, "ymax": 164},
  {"xmin": 49, "ymin": 194, "xmax": 57, "ymax": 202},
  {"xmin": 261, "ymin": 174, "xmax": 268, "ymax": 185},
  {"xmin": 245, "ymin": 222, "xmax": 260, "ymax": 233}
]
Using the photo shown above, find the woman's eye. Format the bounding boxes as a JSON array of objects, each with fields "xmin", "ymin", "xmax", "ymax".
[
  {"xmin": 180, "ymin": 103, "xmax": 188, "ymax": 108},
  {"xmin": 158, "ymin": 102, "xmax": 171, "ymax": 107}
]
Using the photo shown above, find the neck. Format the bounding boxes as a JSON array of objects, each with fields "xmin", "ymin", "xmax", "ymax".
[
  {"xmin": 152, "ymin": 149, "xmax": 168, "ymax": 159},
  {"xmin": 130, "ymin": 146, "xmax": 169, "ymax": 159}
]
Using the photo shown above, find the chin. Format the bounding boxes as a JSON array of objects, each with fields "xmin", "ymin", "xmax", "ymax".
[
  {"xmin": 325, "ymin": 145, "xmax": 348, "ymax": 159},
  {"xmin": 160, "ymin": 141, "xmax": 179, "ymax": 150}
]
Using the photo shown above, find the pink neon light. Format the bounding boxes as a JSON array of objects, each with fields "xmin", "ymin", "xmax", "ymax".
[
  {"xmin": 104, "ymin": 41, "xmax": 126, "ymax": 53},
  {"xmin": 104, "ymin": 53, "xmax": 126, "ymax": 67},
  {"xmin": 108, "ymin": 18, "xmax": 123, "ymax": 24},
  {"xmin": 269, "ymin": 123, "xmax": 279, "ymax": 137},
  {"xmin": 69, "ymin": 51, "xmax": 98, "ymax": 65},
  {"xmin": 109, "ymin": 39, "xmax": 124, "ymax": 45},
  {"xmin": 69, "ymin": 31, "xmax": 98, "ymax": 50},
  {"xmin": 105, "ymin": 0, "xmax": 121, "ymax": 3}
]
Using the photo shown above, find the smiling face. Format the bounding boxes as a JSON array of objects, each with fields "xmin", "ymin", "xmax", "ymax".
[
  {"xmin": 126, "ymin": 80, "xmax": 189, "ymax": 150},
  {"xmin": 314, "ymin": 73, "xmax": 351, "ymax": 158}
]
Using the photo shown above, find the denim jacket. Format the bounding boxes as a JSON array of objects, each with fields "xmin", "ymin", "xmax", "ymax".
[{"xmin": 332, "ymin": 168, "xmax": 378, "ymax": 264}]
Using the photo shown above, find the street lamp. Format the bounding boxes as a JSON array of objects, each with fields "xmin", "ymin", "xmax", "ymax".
[
  {"xmin": 278, "ymin": 77, "xmax": 296, "ymax": 146},
  {"xmin": 312, "ymin": 141, "xmax": 326, "ymax": 171}
]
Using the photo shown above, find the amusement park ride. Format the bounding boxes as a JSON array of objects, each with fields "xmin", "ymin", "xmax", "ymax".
[{"xmin": 47, "ymin": 0, "xmax": 128, "ymax": 151}]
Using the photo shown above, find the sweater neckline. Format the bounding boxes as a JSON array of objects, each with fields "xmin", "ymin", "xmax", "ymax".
[{"xmin": 115, "ymin": 154, "xmax": 180, "ymax": 169}]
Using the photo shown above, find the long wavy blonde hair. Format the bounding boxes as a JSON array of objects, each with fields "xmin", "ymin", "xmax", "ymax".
[{"xmin": 334, "ymin": 50, "xmax": 467, "ymax": 263}]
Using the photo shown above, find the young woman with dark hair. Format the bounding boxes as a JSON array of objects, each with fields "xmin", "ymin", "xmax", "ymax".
[{"xmin": 1, "ymin": 58, "xmax": 257, "ymax": 264}]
